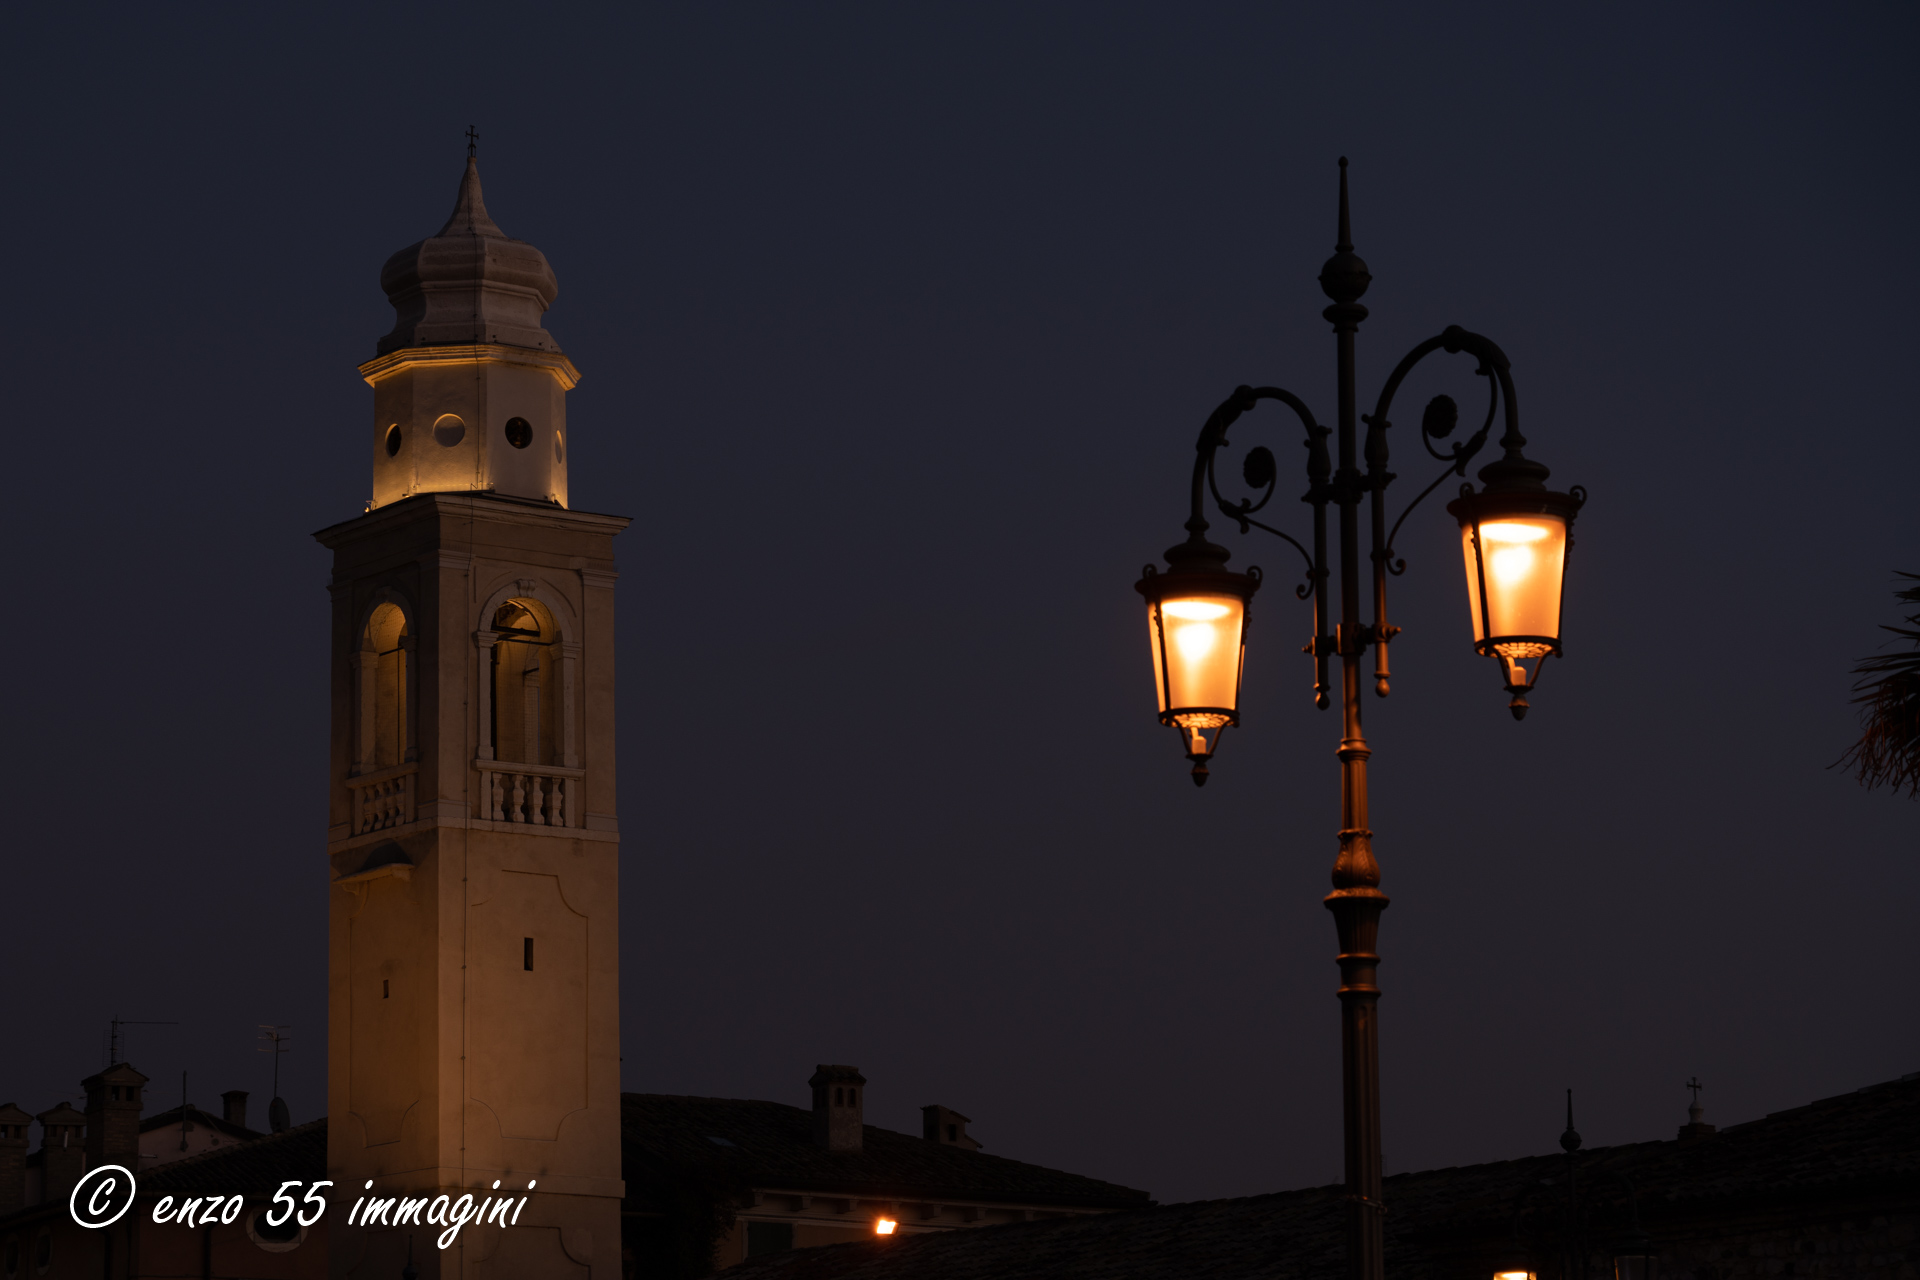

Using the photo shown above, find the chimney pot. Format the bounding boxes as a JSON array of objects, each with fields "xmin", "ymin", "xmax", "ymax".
[
  {"xmin": 0, "ymin": 1102, "xmax": 31, "ymax": 1212},
  {"xmin": 80, "ymin": 1062, "xmax": 148, "ymax": 1173},
  {"xmin": 34, "ymin": 1103, "xmax": 89, "ymax": 1204},
  {"xmin": 221, "ymin": 1090, "xmax": 249, "ymax": 1130},
  {"xmin": 808, "ymin": 1065, "xmax": 866, "ymax": 1152}
]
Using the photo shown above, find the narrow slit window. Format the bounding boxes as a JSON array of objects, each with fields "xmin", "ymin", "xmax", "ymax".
[
  {"xmin": 524, "ymin": 938, "xmax": 534, "ymax": 971},
  {"xmin": 382, "ymin": 979, "xmax": 390, "ymax": 999}
]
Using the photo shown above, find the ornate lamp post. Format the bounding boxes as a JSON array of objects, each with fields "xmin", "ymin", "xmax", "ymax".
[{"xmin": 1134, "ymin": 159, "xmax": 1587, "ymax": 1280}]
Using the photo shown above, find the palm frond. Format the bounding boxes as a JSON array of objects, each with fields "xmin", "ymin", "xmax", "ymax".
[{"xmin": 1837, "ymin": 571, "xmax": 1920, "ymax": 799}]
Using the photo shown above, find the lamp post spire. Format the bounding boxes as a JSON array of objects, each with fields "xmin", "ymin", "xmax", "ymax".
[{"xmin": 1336, "ymin": 155, "xmax": 1353, "ymax": 252}]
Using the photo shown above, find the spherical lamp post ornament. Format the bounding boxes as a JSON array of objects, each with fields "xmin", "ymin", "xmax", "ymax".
[{"xmin": 1130, "ymin": 158, "xmax": 1586, "ymax": 1280}]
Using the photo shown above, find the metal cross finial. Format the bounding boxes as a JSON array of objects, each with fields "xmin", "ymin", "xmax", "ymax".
[
  {"xmin": 1686, "ymin": 1076, "xmax": 1704, "ymax": 1106},
  {"xmin": 466, "ymin": 125, "xmax": 479, "ymax": 159}
]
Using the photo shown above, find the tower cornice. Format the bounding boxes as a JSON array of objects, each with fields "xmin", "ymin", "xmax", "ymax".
[
  {"xmin": 314, "ymin": 489, "xmax": 631, "ymax": 548},
  {"xmin": 358, "ymin": 342, "xmax": 582, "ymax": 390}
]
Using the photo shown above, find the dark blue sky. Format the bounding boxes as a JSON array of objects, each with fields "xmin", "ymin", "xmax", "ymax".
[{"xmin": 6, "ymin": 2, "xmax": 1915, "ymax": 1203}]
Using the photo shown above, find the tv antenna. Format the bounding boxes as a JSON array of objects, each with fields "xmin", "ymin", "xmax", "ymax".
[
  {"xmin": 105, "ymin": 1015, "xmax": 177, "ymax": 1067},
  {"xmin": 259, "ymin": 1025, "xmax": 293, "ymax": 1132}
]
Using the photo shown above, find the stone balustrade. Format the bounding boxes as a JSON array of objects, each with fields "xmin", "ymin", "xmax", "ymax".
[
  {"xmin": 478, "ymin": 761, "xmax": 585, "ymax": 828},
  {"xmin": 351, "ymin": 763, "xmax": 417, "ymax": 835}
]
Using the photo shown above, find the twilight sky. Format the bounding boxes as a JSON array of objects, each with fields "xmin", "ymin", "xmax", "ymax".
[{"xmin": 6, "ymin": 3, "xmax": 1915, "ymax": 1204}]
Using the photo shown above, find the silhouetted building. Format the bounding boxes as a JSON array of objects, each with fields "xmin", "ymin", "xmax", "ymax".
[
  {"xmin": 0, "ymin": 1060, "xmax": 1145, "ymax": 1278},
  {"xmin": 622, "ymin": 1065, "xmax": 1152, "ymax": 1273},
  {"xmin": 0, "ymin": 1113, "xmax": 326, "ymax": 1280},
  {"xmin": 134, "ymin": 1092, "xmax": 263, "ymax": 1170},
  {"xmin": 716, "ymin": 1073, "xmax": 1920, "ymax": 1280}
]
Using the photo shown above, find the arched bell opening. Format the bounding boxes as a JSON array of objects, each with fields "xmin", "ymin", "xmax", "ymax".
[
  {"xmin": 491, "ymin": 598, "xmax": 560, "ymax": 766},
  {"xmin": 356, "ymin": 599, "xmax": 415, "ymax": 773}
]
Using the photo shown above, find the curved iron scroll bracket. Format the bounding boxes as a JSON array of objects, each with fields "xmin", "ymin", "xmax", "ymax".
[
  {"xmin": 1358, "ymin": 325, "xmax": 1517, "ymax": 698},
  {"xmin": 1368, "ymin": 325, "xmax": 1507, "ymax": 575},
  {"xmin": 1193, "ymin": 384, "xmax": 1324, "ymax": 599}
]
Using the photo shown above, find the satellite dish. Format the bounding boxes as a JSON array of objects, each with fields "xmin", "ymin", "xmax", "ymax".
[{"xmin": 268, "ymin": 1097, "xmax": 290, "ymax": 1133}]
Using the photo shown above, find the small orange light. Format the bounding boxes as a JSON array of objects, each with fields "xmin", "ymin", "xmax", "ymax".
[
  {"xmin": 874, "ymin": 1218, "xmax": 897, "ymax": 1236},
  {"xmin": 1493, "ymin": 1271, "xmax": 1536, "ymax": 1280}
]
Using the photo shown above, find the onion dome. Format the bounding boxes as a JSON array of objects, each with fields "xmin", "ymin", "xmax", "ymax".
[{"xmin": 376, "ymin": 158, "xmax": 561, "ymax": 355}]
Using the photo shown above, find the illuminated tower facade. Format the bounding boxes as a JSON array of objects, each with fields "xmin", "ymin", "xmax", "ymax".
[{"xmin": 317, "ymin": 158, "xmax": 626, "ymax": 1279}]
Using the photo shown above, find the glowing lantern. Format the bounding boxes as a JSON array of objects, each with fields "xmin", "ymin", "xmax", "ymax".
[
  {"xmin": 1446, "ymin": 457, "xmax": 1584, "ymax": 719},
  {"xmin": 874, "ymin": 1218, "xmax": 898, "ymax": 1236},
  {"xmin": 1613, "ymin": 1245, "xmax": 1657, "ymax": 1280},
  {"xmin": 1136, "ymin": 537, "xmax": 1260, "ymax": 786}
]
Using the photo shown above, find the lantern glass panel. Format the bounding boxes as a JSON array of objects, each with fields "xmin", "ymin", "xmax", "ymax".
[
  {"xmin": 1461, "ymin": 515, "xmax": 1568, "ymax": 656},
  {"xmin": 1614, "ymin": 1256, "xmax": 1656, "ymax": 1280},
  {"xmin": 1148, "ymin": 593, "xmax": 1246, "ymax": 722}
]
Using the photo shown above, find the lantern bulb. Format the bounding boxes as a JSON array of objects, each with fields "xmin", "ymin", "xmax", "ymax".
[
  {"xmin": 1161, "ymin": 600, "xmax": 1232, "ymax": 620},
  {"xmin": 1490, "ymin": 545, "xmax": 1535, "ymax": 585},
  {"xmin": 1478, "ymin": 521, "xmax": 1549, "ymax": 543},
  {"xmin": 1173, "ymin": 622, "xmax": 1218, "ymax": 662}
]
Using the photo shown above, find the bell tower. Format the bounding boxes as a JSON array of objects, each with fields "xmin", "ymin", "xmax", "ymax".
[{"xmin": 317, "ymin": 158, "xmax": 627, "ymax": 1279}]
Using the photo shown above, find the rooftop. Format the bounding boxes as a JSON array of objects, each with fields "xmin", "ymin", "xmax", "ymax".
[
  {"xmin": 621, "ymin": 1093, "xmax": 1151, "ymax": 1211},
  {"xmin": 720, "ymin": 1072, "xmax": 1920, "ymax": 1280},
  {"xmin": 142, "ymin": 1118, "xmax": 326, "ymax": 1196}
]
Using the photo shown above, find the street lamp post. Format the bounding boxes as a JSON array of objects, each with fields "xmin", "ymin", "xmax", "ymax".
[{"xmin": 1134, "ymin": 159, "xmax": 1587, "ymax": 1280}]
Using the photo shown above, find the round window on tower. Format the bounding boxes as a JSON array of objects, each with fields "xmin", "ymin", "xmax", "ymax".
[
  {"xmin": 505, "ymin": 417, "xmax": 533, "ymax": 449},
  {"xmin": 384, "ymin": 425, "xmax": 402, "ymax": 457},
  {"xmin": 432, "ymin": 414, "xmax": 466, "ymax": 447},
  {"xmin": 554, "ymin": 430, "xmax": 565, "ymax": 464}
]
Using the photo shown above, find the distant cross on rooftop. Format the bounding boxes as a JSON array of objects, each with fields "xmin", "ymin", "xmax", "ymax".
[
  {"xmin": 467, "ymin": 125, "xmax": 479, "ymax": 159},
  {"xmin": 1687, "ymin": 1076, "xmax": 1704, "ymax": 1106}
]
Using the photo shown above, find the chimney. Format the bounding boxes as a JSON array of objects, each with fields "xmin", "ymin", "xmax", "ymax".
[
  {"xmin": 35, "ymin": 1103, "xmax": 87, "ymax": 1203},
  {"xmin": 809, "ymin": 1065, "xmax": 866, "ymax": 1152},
  {"xmin": 221, "ymin": 1091, "xmax": 249, "ymax": 1130},
  {"xmin": 0, "ymin": 1103, "xmax": 31, "ymax": 1211},
  {"xmin": 81, "ymin": 1062, "xmax": 148, "ymax": 1172},
  {"xmin": 921, "ymin": 1105, "xmax": 982, "ymax": 1150}
]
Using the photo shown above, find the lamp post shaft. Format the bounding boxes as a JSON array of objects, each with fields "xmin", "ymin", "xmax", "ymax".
[{"xmin": 1320, "ymin": 157, "xmax": 1389, "ymax": 1280}]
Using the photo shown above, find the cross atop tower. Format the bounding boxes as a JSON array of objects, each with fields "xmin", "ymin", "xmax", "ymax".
[
  {"xmin": 1679, "ymin": 1075, "xmax": 1716, "ymax": 1139},
  {"xmin": 466, "ymin": 124, "xmax": 479, "ymax": 159}
]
